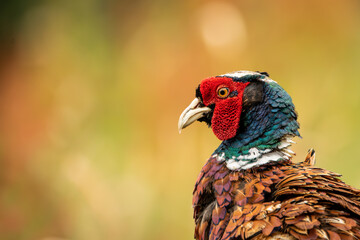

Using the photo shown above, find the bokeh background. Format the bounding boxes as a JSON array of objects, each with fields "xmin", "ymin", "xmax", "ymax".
[{"xmin": 1, "ymin": 0, "xmax": 360, "ymax": 239}]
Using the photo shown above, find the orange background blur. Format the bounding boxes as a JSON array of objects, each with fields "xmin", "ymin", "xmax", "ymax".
[{"xmin": 1, "ymin": 1, "xmax": 360, "ymax": 239}]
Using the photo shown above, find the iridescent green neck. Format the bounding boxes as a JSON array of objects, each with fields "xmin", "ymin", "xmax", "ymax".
[{"xmin": 213, "ymin": 82, "xmax": 300, "ymax": 170}]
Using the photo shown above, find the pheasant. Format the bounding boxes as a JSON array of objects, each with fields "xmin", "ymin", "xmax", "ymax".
[{"xmin": 178, "ymin": 71, "xmax": 360, "ymax": 240}]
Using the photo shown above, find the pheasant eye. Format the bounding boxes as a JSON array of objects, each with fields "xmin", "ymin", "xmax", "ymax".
[{"xmin": 217, "ymin": 87, "xmax": 230, "ymax": 98}]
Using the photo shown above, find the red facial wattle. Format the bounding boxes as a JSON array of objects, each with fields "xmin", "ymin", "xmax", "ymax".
[{"xmin": 200, "ymin": 77, "xmax": 250, "ymax": 140}]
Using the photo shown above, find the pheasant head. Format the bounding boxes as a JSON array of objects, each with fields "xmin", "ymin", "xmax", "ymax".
[{"xmin": 178, "ymin": 71, "xmax": 300, "ymax": 170}]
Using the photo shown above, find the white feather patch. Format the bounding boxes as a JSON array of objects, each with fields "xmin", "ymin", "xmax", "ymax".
[
  {"xmin": 220, "ymin": 71, "xmax": 276, "ymax": 83},
  {"xmin": 237, "ymin": 151, "xmax": 285, "ymax": 170}
]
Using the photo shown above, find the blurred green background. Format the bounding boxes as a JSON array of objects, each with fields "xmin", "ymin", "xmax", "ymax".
[{"xmin": 1, "ymin": 0, "xmax": 360, "ymax": 239}]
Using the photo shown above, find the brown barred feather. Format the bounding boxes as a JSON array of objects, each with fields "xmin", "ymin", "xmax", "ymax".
[
  {"xmin": 304, "ymin": 149, "xmax": 316, "ymax": 166},
  {"xmin": 193, "ymin": 153, "xmax": 360, "ymax": 240}
]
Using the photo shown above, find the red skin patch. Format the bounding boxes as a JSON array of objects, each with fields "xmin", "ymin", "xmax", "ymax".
[{"xmin": 200, "ymin": 77, "xmax": 249, "ymax": 140}]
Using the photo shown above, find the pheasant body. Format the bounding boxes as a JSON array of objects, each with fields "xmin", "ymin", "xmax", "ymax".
[
  {"xmin": 178, "ymin": 71, "xmax": 360, "ymax": 239},
  {"xmin": 193, "ymin": 155, "xmax": 360, "ymax": 239}
]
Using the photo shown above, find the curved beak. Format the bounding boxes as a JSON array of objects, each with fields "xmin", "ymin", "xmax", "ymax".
[{"xmin": 178, "ymin": 98, "xmax": 211, "ymax": 133}]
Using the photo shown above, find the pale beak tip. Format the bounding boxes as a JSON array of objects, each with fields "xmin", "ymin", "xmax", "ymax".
[{"xmin": 178, "ymin": 121, "xmax": 183, "ymax": 134}]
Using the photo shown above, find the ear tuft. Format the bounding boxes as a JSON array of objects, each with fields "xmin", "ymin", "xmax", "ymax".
[
  {"xmin": 243, "ymin": 82, "xmax": 264, "ymax": 108},
  {"xmin": 256, "ymin": 71, "xmax": 269, "ymax": 77}
]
